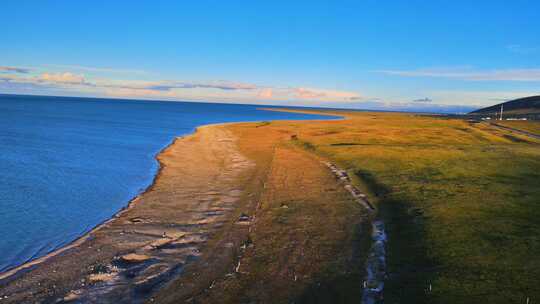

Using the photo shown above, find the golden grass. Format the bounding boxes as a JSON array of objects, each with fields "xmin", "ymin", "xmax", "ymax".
[
  {"xmin": 233, "ymin": 111, "xmax": 540, "ymax": 304},
  {"xmin": 185, "ymin": 121, "xmax": 370, "ymax": 304}
]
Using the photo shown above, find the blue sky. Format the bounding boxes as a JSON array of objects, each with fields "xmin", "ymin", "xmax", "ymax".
[{"xmin": 1, "ymin": 0, "xmax": 539, "ymax": 112}]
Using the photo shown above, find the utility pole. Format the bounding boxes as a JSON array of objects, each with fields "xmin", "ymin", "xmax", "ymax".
[{"xmin": 499, "ymin": 104, "xmax": 504, "ymax": 120}]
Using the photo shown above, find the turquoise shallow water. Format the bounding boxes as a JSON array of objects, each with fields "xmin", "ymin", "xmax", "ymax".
[{"xmin": 0, "ymin": 94, "xmax": 334, "ymax": 273}]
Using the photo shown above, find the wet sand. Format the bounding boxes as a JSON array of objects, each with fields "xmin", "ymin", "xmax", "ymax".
[{"xmin": 0, "ymin": 124, "xmax": 258, "ymax": 303}]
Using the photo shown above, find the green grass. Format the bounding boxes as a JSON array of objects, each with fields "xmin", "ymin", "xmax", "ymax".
[{"xmin": 269, "ymin": 112, "xmax": 540, "ymax": 303}]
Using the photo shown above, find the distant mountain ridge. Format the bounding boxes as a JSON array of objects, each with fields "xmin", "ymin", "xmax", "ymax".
[{"xmin": 469, "ymin": 95, "xmax": 540, "ymax": 116}]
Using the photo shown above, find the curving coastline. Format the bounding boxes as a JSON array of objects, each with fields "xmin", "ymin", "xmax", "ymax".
[
  {"xmin": 0, "ymin": 111, "xmax": 334, "ymax": 279},
  {"xmin": 0, "ymin": 111, "xmax": 367, "ymax": 304},
  {"xmin": 0, "ymin": 123, "xmax": 258, "ymax": 303},
  {"xmin": 0, "ymin": 135, "xmax": 181, "ymax": 281},
  {"xmin": 0, "ymin": 96, "xmax": 339, "ymax": 276}
]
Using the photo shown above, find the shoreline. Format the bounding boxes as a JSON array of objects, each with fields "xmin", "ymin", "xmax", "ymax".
[
  {"xmin": 0, "ymin": 122, "xmax": 261, "ymax": 302},
  {"xmin": 1, "ymin": 111, "xmax": 379, "ymax": 303},
  {"xmin": 0, "ymin": 122, "xmax": 248, "ymax": 280},
  {"xmin": 0, "ymin": 121, "xmax": 242, "ymax": 281},
  {"xmin": 0, "ymin": 110, "xmax": 341, "ymax": 281},
  {"xmin": 0, "ymin": 134, "xmax": 183, "ymax": 281}
]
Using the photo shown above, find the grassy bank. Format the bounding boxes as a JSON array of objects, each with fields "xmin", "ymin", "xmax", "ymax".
[
  {"xmin": 496, "ymin": 120, "xmax": 540, "ymax": 135},
  {"xmin": 245, "ymin": 111, "xmax": 540, "ymax": 303}
]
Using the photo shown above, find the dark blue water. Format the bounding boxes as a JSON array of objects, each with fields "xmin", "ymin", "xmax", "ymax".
[{"xmin": 0, "ymin": 95, "xmax": 334, "ymax": 273}]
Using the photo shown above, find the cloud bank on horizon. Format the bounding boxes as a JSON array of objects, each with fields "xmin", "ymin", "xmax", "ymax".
[
  {"xmin": 2, "ymin": 64, "xmax": 539, "ymax": 114},
  {"xmin": 0, "ymin": 65, "xmax": 361, "ymax": 103},
  {"xmin": 1, "ymin": 1, "xmax": 539, "ymax": 113}
]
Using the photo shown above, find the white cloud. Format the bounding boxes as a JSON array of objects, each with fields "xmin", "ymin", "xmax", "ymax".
[
  {"xmin": 428, "ymin": 90, "xmax": 540, "ymax": 106},
  {"xmin": 257, "ymin": 88, "xmax": 273, "ymax": 99},
  {"xmin": 0, "ymin": 65, "xmax": 362, "ymax": 104},
  {"xmin": 293, "ymin": 87, "xmax": 361, "ymax": 101},
  {"xmin": 506, "ymin": 45, "xmax": 539, "ymax": 55},
  {"xmin": 377, "ymin": 67, "xmax": 540, "ymax": 81},
  {"xmin": 96, "ymin": 79, "xmax": 259, "ymax": 92},
  {"xmin": 43, "ymin": 64, "xmax": 147, "ymax": 75},
  {"xmin": 413, "ymin": 97, "xmax": 432, "ymax": 103},
  {"xmin": 40, "ymin": 72, "xmax": 86, "ymax": 85},
  {"xmin": 0, "ymin": 66, "xmax": 31, "ymax": 74}
]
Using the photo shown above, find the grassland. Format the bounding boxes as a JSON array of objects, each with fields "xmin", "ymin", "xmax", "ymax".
[
  {"xmin": 3, "ymin": 111, "xmax": 537, "ymax": 304},
  {"xmin": 232, "ymin": 111, "xmax": 540, "ymax": 303}
]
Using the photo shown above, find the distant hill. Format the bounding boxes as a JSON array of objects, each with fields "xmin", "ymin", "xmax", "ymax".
[{"xmin": 469, "ymin": 95, "xmax": 540, "ymax": 117}]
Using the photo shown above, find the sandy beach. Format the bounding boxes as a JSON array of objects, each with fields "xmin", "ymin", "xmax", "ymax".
[
  {"xmin": 0, "ymin": 118, "xmax": 370, "ymax": 304},
  {"xmin": 0, "ymin": 124, "xmax": 260, "ymax": 303}
]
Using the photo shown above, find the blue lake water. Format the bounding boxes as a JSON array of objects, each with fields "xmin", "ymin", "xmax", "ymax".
[{"xmin": 0, "ymin": 94, "xmax": 334, "ymax": 273}]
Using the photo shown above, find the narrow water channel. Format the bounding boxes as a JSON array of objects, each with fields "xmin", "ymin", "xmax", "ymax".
[{"xmin": 362, "ymin": 220, "xmax": 387, "ymax": 304}]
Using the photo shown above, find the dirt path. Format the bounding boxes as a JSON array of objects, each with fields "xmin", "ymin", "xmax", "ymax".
[{"xmin": 161, "ymin": 123, "xmax": 371, "ymax": 304}]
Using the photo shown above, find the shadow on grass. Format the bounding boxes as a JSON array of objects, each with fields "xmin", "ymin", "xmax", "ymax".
[
  {"xmin": 355, "ymin": 170, "xmax": 390, "ymax": 197},
  {"xmin": 292, "ymin": 140, "xmax": 437, "ymax": 303},
  {"xmin": 357, "ymin": 169, "xmax": 437, "ymax": 304},
  {"xmin": 295, "ymin": 273, "xmax": 363, "ymax": 304},
  {"xmin": 293, "ymin": 169, "xmax": 436, "ymax": 304},
  {"xmin": 294, "ymin": 220, "xmax": 369, "ymax": 304}
]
